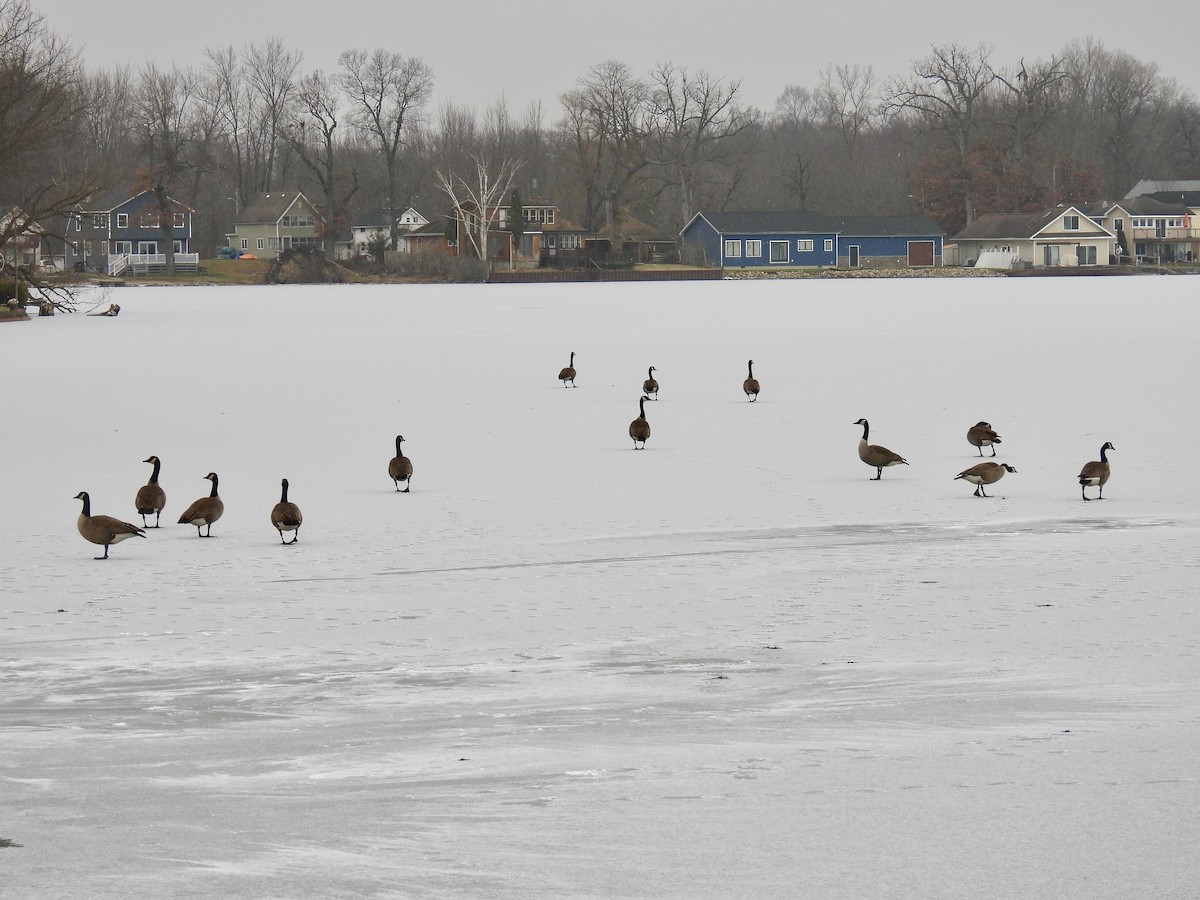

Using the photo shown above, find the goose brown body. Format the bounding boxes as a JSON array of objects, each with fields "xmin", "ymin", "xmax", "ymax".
[
  {"xmin": 270, "ymin": 478, "xmax": 303, "ymax": 544},
  {"xmin": 388, "ymin": 435, "xmax": 413, "ymax": 492},
  {"xmin": 1078, "ymin": 441, "xmax": 1115, "ymax": 500},
  {"xmin": 178, "ymin": 472, "xmax": 224, "ymax": 536},
  {"xmin": 629, "ymin": 395, "xmax": 651, "ymax": 449},
  {"xmin": 134, "ymin": 455, "xmax": 166, "ymax": 527},
  {"xmin": 854, "ymin": 418, "xmax": 908, "ymax": 480},
  {"xmin": 75, "ymin": 491, "xmax": 145, "ymax": 559},
  {"xmin": 558, "ymin": 351, "xmax": 577, "ymax": 387},
  {"xmin": 642, "ymin": 366, "xmax": 658, "ymax": 399},
  {"xmin": 967, "ymin": 422, "xmax": 1002, "ymax": 457},
  {"xmin": 955, "ymin": 461, "xmax": 1017, "ymax": 497},
  {"xmin": 743, "ymin": 359, "xmax": 760, "ymax": 401}
]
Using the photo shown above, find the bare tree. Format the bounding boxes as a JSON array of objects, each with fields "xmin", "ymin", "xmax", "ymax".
[
  {"xmin": 886, "ymin": 43, "xmax": 997, "ymax": 224},
  {"xmin": 336, "ymin": 49, "xmax": 433, "ymax": 250},
  {"xmin": 0, "ymin": 0, "xmax": 96, "ymax": 305},
  {"xmin": 244, "ymin": 38, "xmax": 303, "ymax": 193},
  {"xmin": 647, "ymin": 62, "xmax": 760, "ymax": 232},
  {"xmin": 436, "ymin": 154, "xmax": 521, "ymax": 266},
  {"xmin": 285, "ymin": 68, "xmax": 357, "ymax": 259},
  {"xmin": 131, "ymin": 63, "xmax": 200, "ymax": 275},
  {"xmin": 559, "ymin": 60, "xmax": 653, "ymax": 231}
]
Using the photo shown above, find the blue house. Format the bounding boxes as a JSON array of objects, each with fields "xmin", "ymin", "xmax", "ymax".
[
  {"xmin": 65, "ymin": 189, "xmax": 196, "ymax": 274},
  {"xmin": 680, "ymin": 211, "xmax": 943, "ymax": 269}
]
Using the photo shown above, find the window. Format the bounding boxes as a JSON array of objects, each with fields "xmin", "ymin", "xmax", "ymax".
[
  {"xmin": 282, "ymin": 214, "xmax": 314, "ymax": 228},
  {"xmin": 824, "ymin": 239, "xmax": 834, "ymax": 252},
  {"xmin": 240, "ymin": 239, "xmax": 248, "ymax": 250},
  {"xmin": 73, "ymin": 215, "xmax": 81, "ymax": 231},
  {"xmin": 257, "ymin": 238, "xmax": 265, "ymax": 250},
  {"xmin": 174, "ymin": 212, "xmax": 185, "ymax": 228},
  {"xmin": 116, "ymin": 213, "xmax": 128, "ymax": 228},
  {"xmin": 770, "ymin": 240, "xmax": 789, "ymax": 263},
  {"xmin": 547, "ymin": 209, "xmax": 555, "ymax": 224},
  {"xmin": 797, "ymin": 239, "xmax": 813, "ymax": 252},
  {"xmin": 114, "ymin": 241, "xmax": 132, "ymax": 255},
  {"xmin": 724, "ymin": 239, "xmax": 742, "ymax": 258},
  {"xmin": 140, "ymin": 213, "xmax": 160, "ymax": 228},
  {"xmin": 92, "ymin": 214, "xmax": 106, "ymax": 228},
  {"xmin": 173, "ymin": 241, "xmax": 183, "ymax": 254},
  {"xmin": 1078, "ymin": 245, "xmax": 1097, "ymax": 265},
  {"xmin": 561, "ymin": 234, "xmax": 581, "ymax": 250},
  {"xmin": 1063, "ymin": 215, "xmax": 1079, "ymax": 230},
  {"xmin": 745, "ymin": 240, "xmax": 762, "ymax": 257}
]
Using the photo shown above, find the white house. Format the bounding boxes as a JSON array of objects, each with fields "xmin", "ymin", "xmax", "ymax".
[{"xmin": 349, "ymin": 207, "xmax": 429, "ymax": 257}]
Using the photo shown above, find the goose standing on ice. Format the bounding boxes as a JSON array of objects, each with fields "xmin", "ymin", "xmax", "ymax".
[
  {"xmin": 1078, "ymin": 441, "xmax": 1115, "ymax": 500},
  {"xmin": 854, "ymin": 418, "xmax": 908, "ymax": 480},
  {"xmin": 967, "ymin": 422, "xmax": 1002, "ymax": 457},
  {"xmin": 270, "ymin": 478, "xmax": 303, "ymax": 544},
  {"xmin": 642, "ymin": 366, "xmax": 658, "ymax": 399},
  {"xmin": 954, "ymin": 461, "xmax": 1017, "ymax": 497},
  {"xmin": 75, "ymin": 492, "xmax": 145, "ymax": 559},
  {"xmin": 629, "ymin": 396, "xmax": 651, "ymax": 449},
  {"xmin": 178, "ymin": 472, "xmax": 224, "ymax": 537},
  {"xmin": 558, "ymin": 352, "xmax": 577, "ymax": 387},
  {"xmin": 134, "ymin": 455, "xmax": 166, "ymax": 527},
  {"xmin": 388, "ymin": 435, "xmax": 413, "ymax": 492},
  {"xmin": 743, "ymin": 359, "xmax": 760, "ymax": 401}
]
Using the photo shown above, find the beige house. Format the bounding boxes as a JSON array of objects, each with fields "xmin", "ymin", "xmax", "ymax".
[
  {"xmin": 228, "ymin": 192, "xmax": 323, "ymax": 257},
  {"xmin": 1078, "ymin": 197, "xmax": 1199, "ymax": 265},
  {"xmin": 952, "ymin": 207, "xmax": 1114, "ymax": 269}
]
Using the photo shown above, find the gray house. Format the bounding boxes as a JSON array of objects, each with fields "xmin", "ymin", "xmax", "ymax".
[{"xmin": 229, "ymin": 192, "xmax": 323, "ymax": 257}]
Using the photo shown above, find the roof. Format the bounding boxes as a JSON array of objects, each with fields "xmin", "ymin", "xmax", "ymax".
[
  {"xmin": 686, "ymin": 211, "xmax": 943, "ymax": 237},
  {"xmin": 354, "ymin": 207, "xmax": 427, "ymax": 229},
  {"xmin": 1078, "ymin": 197, "xmax": 1188, "ymax": 217},
  {"xmin": 953, "ymin": 208, "xmax": 1110, "ymax": 241},
  {"xmin": 1133, "ymin": 191, "xmax": 1200, "ymax": 209},
  {"xmin": 1125, "ymin": 180, "xmax": 1200, "ymax": 198},
  {"xmin": 239, "ymin": 192, "xmax": 316, "ymax": 225}
]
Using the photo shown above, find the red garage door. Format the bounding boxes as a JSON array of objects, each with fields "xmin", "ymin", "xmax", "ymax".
[{"xmin": 908, "ymin": 240, "xmax": 935, "ymax": 267}]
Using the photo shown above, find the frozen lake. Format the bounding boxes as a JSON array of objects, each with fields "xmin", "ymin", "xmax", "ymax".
[{"xmin": 3, "ymin": 276, "xmax": 1198, "ymax": 898}]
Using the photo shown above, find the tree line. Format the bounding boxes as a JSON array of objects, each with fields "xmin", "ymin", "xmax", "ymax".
[{"xmin": 3, "ymin": 0, "xmax": 1198, "ymax": 268}]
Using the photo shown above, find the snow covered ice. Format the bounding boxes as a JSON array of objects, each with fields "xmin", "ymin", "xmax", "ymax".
[{"xmin": 3, "ymin": 276, "xmax": 1198, "ymax": 898}]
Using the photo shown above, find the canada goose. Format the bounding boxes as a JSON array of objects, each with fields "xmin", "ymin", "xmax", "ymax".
[
  {"xmin": 134, "ymin": 455, "xmax": 166, "ymax": 527},
  {"xmin": 388, "ymin": 435, "xmax": 413, "ymax": 492},
  {"xmin": 1078, "ymin": 441, "xmax": 1115, "ymax": 500},
  {"xmin": 75, "ymin": 492, "xmax": 145, "ymax": 559},
  {"xmin": 854, "ymin": 418, "xmax": 909, "ymax": 480},
  {"xmin": 270, "ymin": 478, "xmax": 303, "ymax": 544},
  {"xmin": 954, "ymin": 461, "xmax": 1017, "ymax": 497},
  {"xmin": 558, "ymin": 351, "xmax": 576, "ymax": 387},
  {"xmin": 643, "ymin": 366, "xmax": 658, "ymax": 399},
  {"xmin": 629, "ymin": 395, "xmax": 651, "ymax": 449},
  {"xmin": 743, "ymin": 359, "xmax": 760, "ymax": 401},
  {"xmin": 967, "ymin": 421, "xmax": 1002, "ymax": 457},
  {"xmin": 177, "ymin": 472, "xmax": 224, "ymax": 537}
]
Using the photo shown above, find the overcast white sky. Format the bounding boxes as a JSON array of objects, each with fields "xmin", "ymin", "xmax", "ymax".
[{"xmin": 48, "ymin": 0, "xmax": 1198, "ymax": 115}]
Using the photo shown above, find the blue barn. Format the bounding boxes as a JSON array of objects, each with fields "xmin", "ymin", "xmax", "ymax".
[{"xmin": 680, "ymin": 211, "xmax": 943, "ymax": 269}]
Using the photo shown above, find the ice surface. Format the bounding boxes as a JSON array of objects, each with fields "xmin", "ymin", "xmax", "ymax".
[{"xmin": 2, "ymin": 277, "xmax": 1197, "ymax": 898}]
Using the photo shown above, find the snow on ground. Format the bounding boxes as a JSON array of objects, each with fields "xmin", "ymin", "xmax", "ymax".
[{"xmin": 2, "ymin": 276, "xmax": 1198, "ymax": 898}]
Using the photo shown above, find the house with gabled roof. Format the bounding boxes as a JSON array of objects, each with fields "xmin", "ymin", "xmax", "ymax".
[
  {"xmin": 350, "ymin": 207, "xmax": 430, "ymax": 257},
  {"xmin": 229, "ymin": 191, "xmax": 323, "ymax": 257},
  {"xmin": 951, "ymin": 206, "xmax": 1114, "ymax": 268},
  {"xmin": 1077, "ymin": 196, "xmax": 1198, "ymax": 265},
  {"xmin": 64, "ymin": 189, "xmax": 196, "ymax": 274},
  {"xmin": 680, "ymin": 211, "xmax": 943, "ymax": 269}
]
